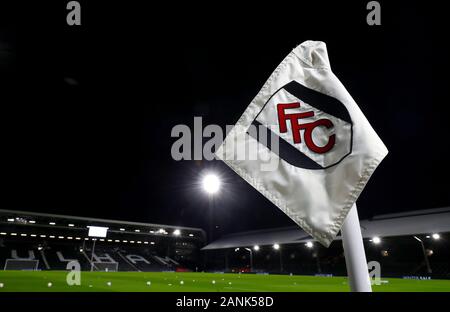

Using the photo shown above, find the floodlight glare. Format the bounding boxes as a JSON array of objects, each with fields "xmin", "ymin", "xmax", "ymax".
[
  {"xmin": 253, "ymin": 245, "xmax": 260, "ymax": 251},
  {"xmin": 305, "ymin": 242, "xmax": 314, "ymax": 248},
  {"xmin": 372, "ymin": 237, "xmax": 381, "ymax": 244},
  {"xmin": 202, "ymin": 174, "xmax": 221, "ymax": 194},
  {"xmin": 432, "ymin": 233, "xmax": 440, "ymax": 240},
  {"xmin": 173, "ymin": 229, "xmax": 181, "ymax": 236},
  {"xmin": 273, "ymin": 243, "xmax": 280, "ymax": 250}
]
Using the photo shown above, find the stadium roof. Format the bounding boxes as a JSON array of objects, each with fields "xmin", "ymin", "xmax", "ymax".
[
  {"xmin": 0, "ymin": 209, "xmax": 206, "ymax": 240},
  {"xmin": 202, "ymin": 207, "xmax": 450, "ymax": 250}
]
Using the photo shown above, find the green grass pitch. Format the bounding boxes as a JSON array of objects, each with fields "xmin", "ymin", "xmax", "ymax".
[{"xmin": 0, "ymin": 271, "xmax": 449, "ymax": 292}]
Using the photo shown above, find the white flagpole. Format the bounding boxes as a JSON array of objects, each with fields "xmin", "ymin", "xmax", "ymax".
[{"xmin": 341, "ymin": 203, "xmax": 372, "ymax": 292}]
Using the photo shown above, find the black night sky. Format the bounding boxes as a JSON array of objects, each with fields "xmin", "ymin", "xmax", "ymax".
[{"xmin": 0, "ymin": 1, "xmax": 446, "ymax": 237}]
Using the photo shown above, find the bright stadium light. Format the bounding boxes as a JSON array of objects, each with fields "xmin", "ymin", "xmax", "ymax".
[
  {"xmin": 68, "ymin": 224, "xmax": 74, "ymax": 227},
  {"xmin": 49, "ymin": 222, "xmax": 56, "ymax": 225},
  {"xmin": 273, "ymin": 243, "xmax": 280, "ymax": 250},
  {"xmin": 87, "ymin": 226, "xmax": 109, "ymax": 238},
  {"xmin": 28, "ymin": 220, "xmax": 36, "ymax": 224},
  {"xmin": 432, "ymin": 233, "xmax": 440, "ymax": 240},
  {"xmin": 202, "ymin": 174, "xmax": 221, "ymax": 194},
  {"xmin": 372, "ymin": 237, "xmax": 381, "ymax": 244},
  {"xmin": 119, "ymin": 228, "xmax": 125, "ymax": 231},
  {"xmin": 253, "ymin": 245, "xmax": 260, "ymax": 251},
  {"xmin": 173, "ymin": 229, "xmax": 181, "ymax": 236},
  {"xmin": 305, "ymin": 241, "xmax": 314, "ymax": 248}
]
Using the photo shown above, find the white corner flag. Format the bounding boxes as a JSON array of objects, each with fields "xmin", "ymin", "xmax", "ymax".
[{"xmin": 216, "ymin": 41, "xmax": 388, "ymax": 248}]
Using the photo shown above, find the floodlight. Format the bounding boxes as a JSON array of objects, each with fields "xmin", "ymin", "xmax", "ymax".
[
  {"xmin": 432, "ymin": 233, "xmax": 440, "ymax": 240},
  {"xmin": 372, "ymin": 237, "xmax": 381, "ymax": 244},
  {"xmin": 305, "ymin": 241, "xmax": 314, "ymax": 248},
  {"xmin": 253, "ymin": 245, "xmax": 260, "ymax": 251},
  {"xmin": 202, "ymin": 174, "xmax": 221, "ymax": 194},
  {"xmin": 173, "ymin": 229, "xmax": 181, "ymax": 236},
  {"xmin": 273, "ymin": 243, "xmax": 280, "ymax": 250}
]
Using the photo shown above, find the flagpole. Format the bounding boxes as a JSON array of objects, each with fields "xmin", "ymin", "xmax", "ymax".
[{"xmin": 341, "ymin": 203, "xmax": 372, "ymax": 292}]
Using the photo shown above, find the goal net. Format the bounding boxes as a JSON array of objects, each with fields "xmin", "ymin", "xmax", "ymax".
[
  {"xmin": 4, "ymin": 259, "xmax": 39, "ymax": 270},
  {"xmin": 91, "ymin": 261, "xmax": 118, "ymax": 272}
]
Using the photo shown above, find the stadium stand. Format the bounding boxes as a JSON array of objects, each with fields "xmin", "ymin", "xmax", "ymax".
[
  {"xmin": 0, "ymin": 209, "xmax": 206, "ymax": 272},
  {"xmin": 203, "ymin": 208, "xmax": 450, "ymax": 279},
  {"xmin": 2, "ymin": 208, "xmax": 449, "ymax": 279}
]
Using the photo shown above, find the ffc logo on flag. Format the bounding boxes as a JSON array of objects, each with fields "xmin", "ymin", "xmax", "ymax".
[{"xmin": 216, "ymin": 41, "xmax": 388, "ymax": 247}]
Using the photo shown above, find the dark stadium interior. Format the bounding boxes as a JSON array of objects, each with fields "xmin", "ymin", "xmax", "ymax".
[
  {"xmin": 0, "ymin": 1, "xmax": 445, "ymax": 235},
  {"xmin": 0, "ymin": 0, "xmax": 448, "ymax": 289},
  {"xmin": 1, "ymin": 210, "xmax": 448, "ymax": 278}
]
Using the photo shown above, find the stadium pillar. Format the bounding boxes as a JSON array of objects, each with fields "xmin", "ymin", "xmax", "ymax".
[
  {"xmin": 90, "ymin": 239, "xmax": 96, "ymax": 272},
  {"xmin": 279, "ymin": 250, "xmax": 283, "ymax": 273},
  {"xmin": 413, "ymin": 236, "xmax": 432, "ymax": 274},
  {"xmin": 341, "ymin": 204, "xmax": 372, "ymax": 292},
  {"xmin": 208, "ymin": 195, "xmax": 214, "ymax": 242},
  {"xmin": 225, "ymin": 250, "xmax": 229, "ymax": 272}
]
